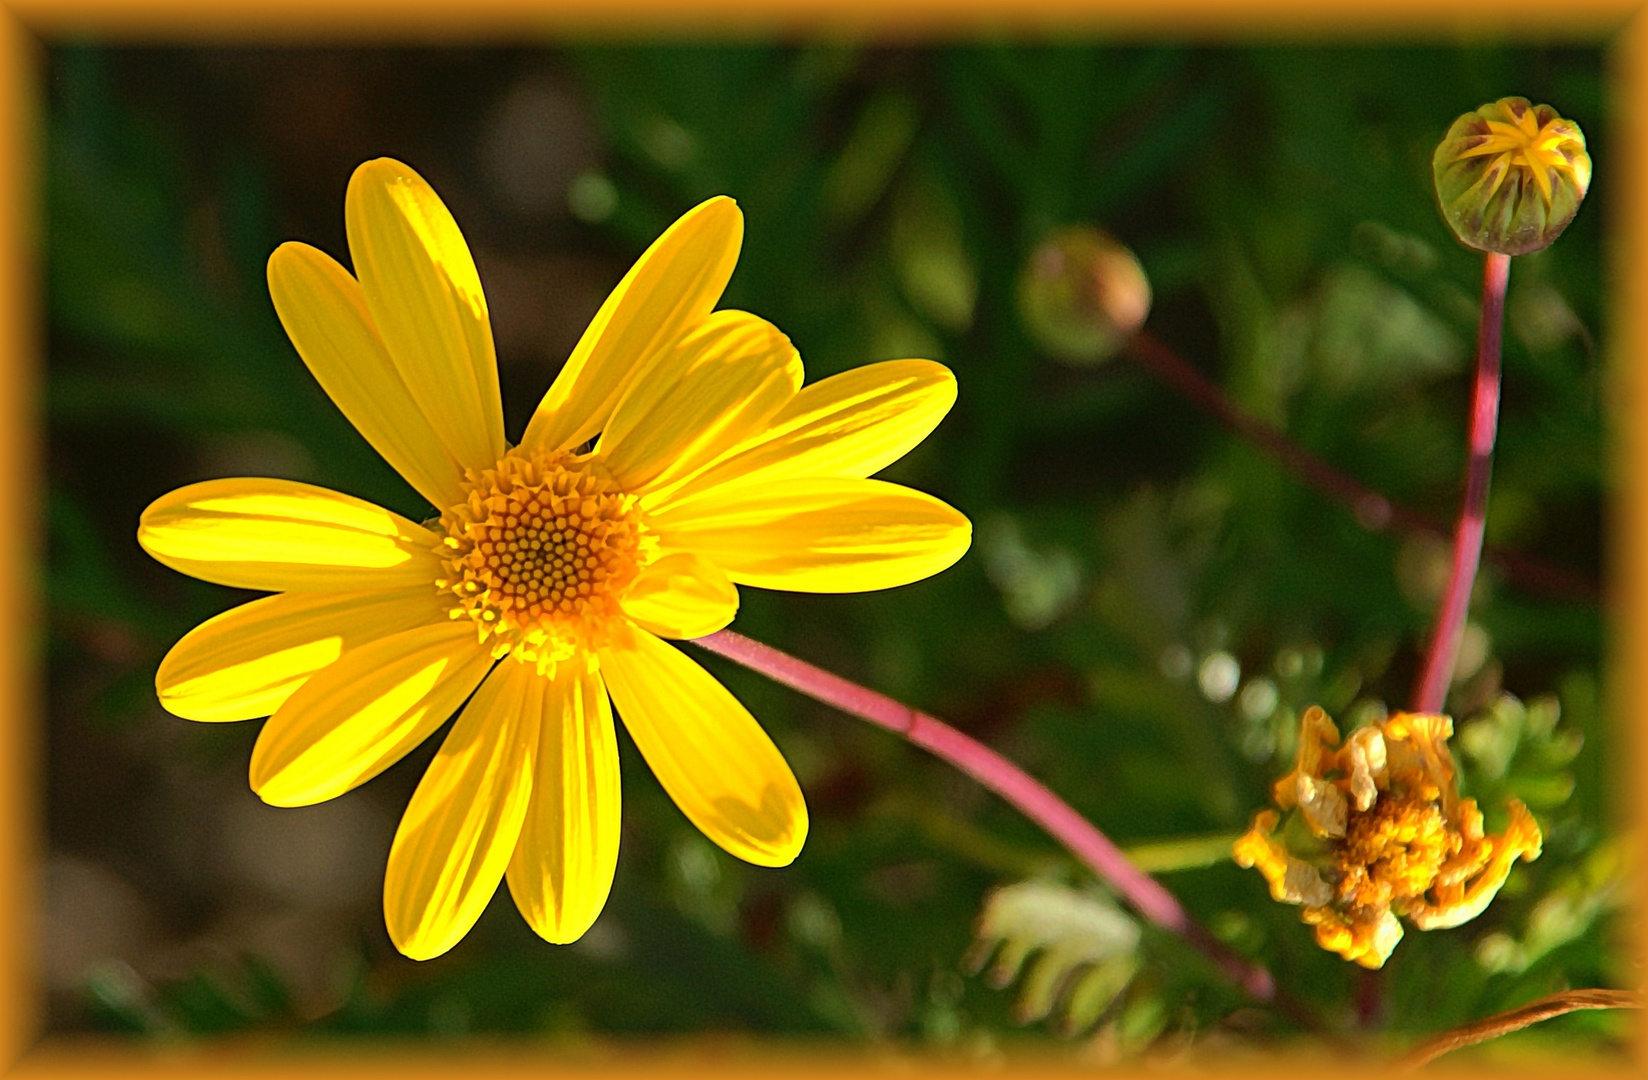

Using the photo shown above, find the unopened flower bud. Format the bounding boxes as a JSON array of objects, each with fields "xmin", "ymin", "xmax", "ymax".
[
  {"xmin": 1433, "ymin": 97, "xmax": 1590, "ymax": 256},
  {"xmin": 1018, "ymin": 227, "xmax": 1151, "ymax": 365}
]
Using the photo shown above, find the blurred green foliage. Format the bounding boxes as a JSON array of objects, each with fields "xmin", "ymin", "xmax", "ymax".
[{"xmin": 43, "ymin": 41, "xmax": 1622, "ymax": 1062}]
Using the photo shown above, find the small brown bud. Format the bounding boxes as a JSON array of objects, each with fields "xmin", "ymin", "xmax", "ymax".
[{"xmin": 1018, "ymin": 227, "xmax": 1151, "ymax": 365}]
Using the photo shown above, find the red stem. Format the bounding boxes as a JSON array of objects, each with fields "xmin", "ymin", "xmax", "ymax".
[
  {"xmin": 690, "ymin": 628, "xmax": 1276, "ymax": 1003},
  {"xmin": 1412, "ymin": 252, "xmax": 1511, "ymax": 714},
  {"xmin": 1124, "ymin": 329, "xmax": 1594, "ymax": 605}
]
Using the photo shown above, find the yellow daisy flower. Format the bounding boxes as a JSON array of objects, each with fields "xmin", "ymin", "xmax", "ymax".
[{"xmin": 137, "ymin": 158, "xmax": 971, "ymax": 960}]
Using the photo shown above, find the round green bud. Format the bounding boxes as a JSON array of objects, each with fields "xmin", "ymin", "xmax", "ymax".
[
  {"xmin": 1018, "ymin": 226, "xmax": 1151, "ymax": 365},
  {"xmin": 1433, "ymin": 97, "xmax": 1590, "ymax": 256}
]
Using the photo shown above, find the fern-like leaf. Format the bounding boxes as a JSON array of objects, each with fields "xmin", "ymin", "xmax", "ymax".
[{"xmin": 965, "ymin": 880, "xmax": 1141, "ymax": 1036}]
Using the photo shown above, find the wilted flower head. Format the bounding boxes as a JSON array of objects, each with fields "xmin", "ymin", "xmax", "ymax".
[
  {"xmin": 1433, "ymin": 96, "xmax": 1590, "ymax": 256},
  {"xmin": 1018, "ymin": 226, "xmax": 1151, "ymax": 365},
  {"xmin": 1235, "ymin": 707, "xmax": 1542, "ymax": 969}
]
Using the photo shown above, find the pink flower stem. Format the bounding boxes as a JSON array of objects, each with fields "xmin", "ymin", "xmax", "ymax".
[
  {"xmin": 1412, "ymin": 251, "xmax": 1512, "ymax": 714},
  {"xmin": 1125, "ymin": 329, "xmax": 1594, "ymax": 604},
  {"xmin": 690, "ymin": 628, "xmax": 1277, "ymax": 1003}
]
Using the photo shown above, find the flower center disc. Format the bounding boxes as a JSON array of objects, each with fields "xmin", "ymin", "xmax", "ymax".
[
  {"xmin": 1333, "ymin": 787, "xmax": 1457, "ymax": 912},
  {"xmin": 436, "ymin": 451, "xmax": 643, "ymax": 669}
]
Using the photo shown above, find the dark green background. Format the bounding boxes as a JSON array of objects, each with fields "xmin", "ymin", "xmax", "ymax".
[{"xmin": 43, "ymin": 42, "xmax": 1624, "ymax": 1061}]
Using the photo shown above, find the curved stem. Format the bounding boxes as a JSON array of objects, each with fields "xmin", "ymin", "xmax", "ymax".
[
  {"xmin": 689, "ymin": 628, "xmax": 1276, "ymax": 1003},
  {"xmin": 1395, "ymin": 987, "xmax": 1641, "ymax": 1071},
  {"xmin": 1412, "ymin": 252, "xmax": 1511, "ymax": 714}
]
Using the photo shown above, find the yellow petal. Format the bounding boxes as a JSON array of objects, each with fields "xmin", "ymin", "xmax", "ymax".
[
  {"xmin": 1272, "ymin": 706, "xmax": 1340, "ymax": 813},
  {"xmin": 267, "ymin": 242, "xmax": 467, "ymax": 508},
  {"xmin": 521, "ymin": 197, "xmax": 743, "ymax": 456},
  {"xmin": 250, "ymin": 621, "xmax": 494, "ymax": 808},
  {"xmin": 618, "ymin": 552, "xmax": 739, "ymax": 639},
  {"xmin": 654, "ymin": 360, "xmax": 956, "ymax": 509},
  {"xmin": 344, "ymin": 158, "xmax": 505, "ymax": 472},
  {"xmin": 1384, "ymin": 713, "xmax": 1460, "ymax": 817},
  {"xmin": 138, "ymin": 478, "xmax": 443, "ymax": 592},
  {"xmin": 597, "ymin": 310, "xmax": 801, "ymax": 494},
  {"xmin": 158, "ymin": 586, "xmax": 451, "ymax": 722},
  {"xmin": 505, "ymin": 665, "xmax": 620, "ymax": 944},
  {"xmin": 384, "ymin": 659, "xmax": 541, "ymax": 960},
  {"xmin": 599, "ymin": 627, "xmax": 805, "ymax": 866},
  {"xmin": 1409, "ymin": 799, "xmax": 1544, "ymax": 931},
  {"xmin": 1233, "ymin": 810, "xmax": 1332, "ymax": 907},
  {"xmin": 649, "ymin": 477, "xmax": 971, "ymax": 592}
]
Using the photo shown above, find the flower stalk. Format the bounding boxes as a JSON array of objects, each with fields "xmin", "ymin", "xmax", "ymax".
[
  {"xmin": 1123, "ymin": 328, "xmax": 1594, "ymax": 604},
  {"xmin": 690, "ymin": 628, "xmax": 1277, "ymax": 1002},
  {"xmin": 1412, "ymin": 251, "xmax": 1511, "ymax": 714}
]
